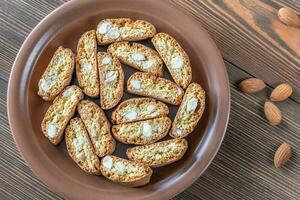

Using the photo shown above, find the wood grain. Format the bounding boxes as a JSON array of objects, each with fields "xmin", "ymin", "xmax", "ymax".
[
  {"xmin": 0, "ymin": 0, "xmax": 300, "ymax": 199},
  {"xmin": 172, "ymin": 0, "xmax": 300, "ymax": 103}
]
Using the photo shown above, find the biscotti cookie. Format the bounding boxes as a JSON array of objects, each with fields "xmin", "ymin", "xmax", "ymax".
[
  {"xmin": 111, "ymin": 98, "xmax": 169, "ymax": 124},
  {"xmin": 96, "ymin": 18, "xmax": 156, "ymax": 45},
  {"xmin": 170, "ymin": 83, "xmax": 205, "ymax": 138},
  {"xmin": 65, "ymin": 117, "xmax": 101, "ymax": 175},
  {"xmin": 152, "ymin": 33, "xmax": 192, "ymax": 89},
  {"xmin": 107, "ymin": 42, "xmax": 163, "ymax": 76},
  {"xmin": 41, "ymin": 85, "xmax": 84, "ymax": 145},
  {"xmin": 38, "ymin": 46, "xmax": 75, "ymax": 101},
  {"xmin": 76, "ymin": 30, "xmax": 99, "ymax": 97},
  {"xmin": 127, "ymin": 72, "xmax": 184, "ymax": 105},
  {"xmin": 77, "ymin": 100, "xmax": 115, "ymax": 157},
  {"xmin": 112, "ymin": 117, "xmax": 171, "ymax": 145},
  {"xmin": 97, "ymin": 52, "xmax": 124, "ymax": 109},
  {"xmin": 126, "ymin": 138, "xmax": 188, "ymax": 167},
  {"xmin": 100, "ymin": 155, "xmax": 152, "ymax": 187}
]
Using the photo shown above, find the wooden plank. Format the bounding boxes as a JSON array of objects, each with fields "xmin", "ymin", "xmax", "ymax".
[
  {"xmin": 172, "ymin": 0, "xmax": 300, "ymax": 103},
  {"xmin": 1, "ymin": 0, "xmax": 300, "ymax": 200}
]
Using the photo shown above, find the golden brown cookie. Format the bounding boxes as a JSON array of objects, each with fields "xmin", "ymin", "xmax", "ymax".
[
  {"xmin": 152, "ymin": 33, "xmax": 192, "ymax": 89},
  {"xmin": 38, "ymin": 46, "xmax": 75, "ymax": 101},
  {"xmin": 65, "ymin": 117, "xmax": 101, "ymax": 175},
  {"xmin": 96, "ymin": 18, "xmax": 156, "ymax": 45},
  {"xmin": 100, "ymin": 155, "xmax": 152, "ymax": 187},
  {"xmin": 170, "ymin": 83, "xmax": 205, "ymax": 138}
]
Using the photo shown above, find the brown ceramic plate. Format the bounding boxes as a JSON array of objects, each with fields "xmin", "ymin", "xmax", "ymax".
[{"xmin": 7, "ymin": 0, "xmax": 230, "ymax": 199}]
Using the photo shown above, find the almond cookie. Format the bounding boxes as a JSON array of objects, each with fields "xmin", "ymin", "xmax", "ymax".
[
  {"xmin": 97, "ymin": 52, "xmax": 124, "ymax": 110},
  {"xmin": 111, "ymin": 98, "xmax": 169, "ymax": 124},
  {"xmin": 96, "ymin": 18, "xmax": 156, "ymax": 45},
  {"xmin": 152, "ymin": 33, "xmax": 192, "ymax": 89},
  {"xmin": 107, "ymin": 42, "xmax": 163, "ymax": 76},
  {"xmin": 170, "ymin": 83, "xmax": 205, "ymax": 138},
  {"xmin": 38, "ymin": 46, "xmax": 75, "ymax": 101},
  {"xmin": 126, "ymin": 138, "xmax": 188, "ymax": 167},
  {"xmin": 41, "ymin": 85, "xmax": 84, "ymax": 145},
  {"xmin": 112, "ymin": 117, "xmax": 171, "ymax": 145},
  {"xmin": 127, "ymin": 72, "xmax": 184, "ymax": 105},
  {"xmin": 76, "ymin": 30, "xmax": 99, "ymax": 97},
  {"xmin": 65, "ymin": 117, "xmax": 101, "ymax": 175},
  {"xmin": 100, "ymin": 155, "xmax": 152, "ymax": 187},
  {"xmin": 77, "ymin": 100, "xmax": 115, "ymax": 157}
]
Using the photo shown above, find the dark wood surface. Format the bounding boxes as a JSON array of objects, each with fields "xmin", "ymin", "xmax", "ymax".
[{"xmin": 0, "ymin": 0, "xmax": 299, "ymax": 199}]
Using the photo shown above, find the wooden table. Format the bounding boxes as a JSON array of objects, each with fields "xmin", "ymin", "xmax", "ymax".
[{"xmin": 1, "ymin": 0, "xmax": 299, "ymax": 199}]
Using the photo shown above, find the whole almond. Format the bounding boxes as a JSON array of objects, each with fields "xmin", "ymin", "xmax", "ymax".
[
  {"xmin": 239, "ymin": 78, "xmax": 266, "ymax": 94},
  {"xmin": 264, "ymin": 101, "xmax": 282, "ymax": 126},
  {"xmin": 278, "ymin": 7, "xmax": 300, "ymax": 27},
  {"xmin": 270, "ymin": 83, "xmax": 293, "ymax": 101},
  {"xmin": 274, "ymin": 142, "xmax": 292, "ymax": 168}
]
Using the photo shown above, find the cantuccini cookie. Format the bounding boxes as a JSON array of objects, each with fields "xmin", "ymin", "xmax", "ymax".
[
  {"xmin": 41, "ymin": 85, "xmax": 84, "ymax": 145},
  {"xmin": 65, "ymin": 117, "xmax": 101, "ymax": 174},
  {"xmin": 111, "ymin": 98, "xmax": 169, "ymax": 124},
  {"xmin": 100, "ymin": 155, "xmax": 152, "ymax": 187},
  {"xmin": 112, "ymin": 117, "xmax": 171, "ymax": 145},
  {"xmin": 97, "ymin": 52, "xmax": 124, "ymax": 109},
  {"xmin": 126, "ymin": 138, "xmax": 188, "ymax": 167},
  {"xmin": 96, "ymin": 18, "xmax": 156, "ymax": 45},
  {"xmin": 107, "ymin": 42, "xmax": 163, "ymax": 76},
  {"xmin": 152, "ymin": 33, "xmax": 192, "ymax": 89},
  {"xmin": 77, "ymin": 100, "xmax": 115, "ymax": 157},
  {"xmin": 38, "ymin": 46, "xmax": 75, "ymax": 101},
  {"xmin": 76, "ymin": 30, "xmax": 99, "ymax": 97},
  {"xmin": 170, "ymin": 83, "xmax": 205, "ymax": 138},
  {"xmin": 127, "ymin": 72, "xmax": 184, "ymax": 105}
]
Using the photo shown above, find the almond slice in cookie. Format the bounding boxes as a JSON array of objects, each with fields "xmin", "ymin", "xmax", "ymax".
[
  {"xmin": 100, "ymin": 155, "xmax": 152, "ymax": 187},
  {"xmin": 76, "ymin": 30, "xmax": 99, "ymax": 97},
  {"xmin": 127, "ymin": 72, "xmax": 184, "ymax": 105},
  {"xmin": 126, "ymin": 138, "xmax": 188, "ymax": 167},
  {"xmin": 108, "ymin": 42, "xmax": 163, "ymax": 76},
  {"xmin": 96, "ymin": 18, "xmax": 156, "ymax": 45},
  {"xmin": 112, "ymin": 117, "xmax": 171, "ymax": 145},
  {"xmin": 77, "ymin": 100, "xmax": 116, "ymax": 157},
  {"xmin": 111, "ymin": 98, "xmax": 169, "ymax": 124},
  {"xmin": 152, "ymin": 33, "xmax": 192, "ymax": 89},
  {"xmin": 170, "ymin": 83, "xmax": 205, "ymax": 138},
  {"xmin": 41, "ymin": 85, "xmax": 84, "ymax": 145},
  {"xmin": 97, "ymin": 52, "xmax": 124, "ymax": 110},
  {"xmin": 65, "ymin": 117, "xmax": 101, "ymax": 174},
  {"xmin": 38, "ymin": 46, "xmax": 75, "ymax": 101}
]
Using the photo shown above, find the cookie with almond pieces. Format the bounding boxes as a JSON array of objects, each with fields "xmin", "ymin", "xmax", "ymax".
[
  {"xmin": 108, "ymin": 42, "xmax": 163, "ymax": 76},
  {"xmin": 111, "ymin": 98, "xmax": 169, "ymax": 124},
  {"xmin": 112, "ymin": 117, "xmax": 171, "ymax": 145},
  {"xmin": 77, "ymin": 100, "xmax": 116, "ymax": 157},
  {"xmin": 170, "ymin": 83, "xmax": 205, "ymax": 138},
  {"xmin": 97, "ymin": 52, "xmax": 124, "ymax": 110},
  {"xmin": 127, "ymin": 72, "xmax": 184, "ymax": 105},
  {"xmin": 100, "ymin": 155, "xmax": 152, "ymax": 187},
  {"xmin": 76, "ymin": 30, "xmax": 99, "ymax": 97},
  {"xmin": 38, "ymin": 46, "xmax": 75, "ymax": 101},
  {"xmin": 152, "ymin": 33, "xmax": 192, "ymax": 89},
  {"xmin": 65, "ymin": 117, "xmax": 101, "ymax": 175},
  {"xmin": 41, "ymin": 85, "xmax": 84, "ymax": 145},
  {"xmin": 126, "ymin": 138, "xmax": 188, "ymax": 167},
  {"xmin": 96, "ymin": 18, "xmax": 156, "ymax": 45}
]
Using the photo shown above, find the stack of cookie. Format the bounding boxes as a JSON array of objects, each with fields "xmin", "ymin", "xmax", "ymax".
[{"xmin": 38, "ymin": 18, "xmax": 206, "ymax": 187}]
